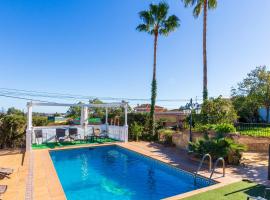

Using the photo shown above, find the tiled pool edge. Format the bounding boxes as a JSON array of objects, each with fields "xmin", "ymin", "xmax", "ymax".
[
  {"xmin": 35, "ymin": 143, "xmax": 240, "ymax": 200},
  {"xmin": 33, "ymin": 149, "xmax": 66, "ymax": 200},
  {"xmin": 162, "ymin": 179, "xmax": 240, "ymax": 200}
]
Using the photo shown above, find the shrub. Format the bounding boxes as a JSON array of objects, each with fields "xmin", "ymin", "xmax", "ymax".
[
  {"xmin": 127, "ymin": 112, "xmax": 154, "ymax": 141},
  {"xmin": 130, "ymin": 122, "xmax": 144, "ymax": 142},
  {"xmin": 158, "ymin": 129, "xmax": 174, "ymax": 146},
  {"xmin": 214, "ymin": 123, "xmax": 236, "ymax": 134},
  {"xmin": 0, "ymin": 114, "xmax": 26, "ymax": 148},
  {"xmin": 189, "ymin": 137, "xmax": 246, "ymax": 165},
  {"xmin": 33, "ymin": 116, "xmax": 48, "ymax": 126},
  {"xmin": 192, "ymin": 96, "xmax": 238, "ymax": 125}
]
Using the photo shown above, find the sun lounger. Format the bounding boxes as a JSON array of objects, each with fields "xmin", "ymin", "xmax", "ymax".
[
  {"xmin": 34, "ymin": 129, "xmax": 43, "ymax": 144},
  {"xmin": 247, "ymin": 186, "xmax": 270, "ymax": 200},
  {"xmin": 0, "ymin": 167, "xmax": 13, "ymax": 176},
  {"xmin": 93, "ymin": 128, "xmax": 107, "ymax": 141},
  {"xmin": 93, "ymin": 128, "xmax": 101, "ymax": 141},
  {"xmin": 55, "ymin": 128, "xmax": 67, "ymax": 142},
  {"xmin": 0, "ymin": 185, "xmax": 7, "ymax": 195},
  {"xmin": 247, "ymin": 196, "xmax": 267, "ymax": 200},
  {"xmin": 84, "ymin": 127, "xmax": 94, "ymax": 142},
  {"xmin": 68, "ymin": 128, "xmax": 78, "ymax": 141}
]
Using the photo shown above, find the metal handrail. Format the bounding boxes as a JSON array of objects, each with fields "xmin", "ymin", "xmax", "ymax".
[
  {"xmin": 210, "ymin": 157, "xmax": 225, "ymax": 179},
  {"xmin": 194, "ymin": 153, "xmax": 212, "ymax": 185}
]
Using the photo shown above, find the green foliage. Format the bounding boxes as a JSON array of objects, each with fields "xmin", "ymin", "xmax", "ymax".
[
  {"xmin": 54, "ymin": 112, "xmax": 61, "ymax": 117},
  {"xmin": 130, "ymin": 122, "xmax": 144, "ymax": 142},
  {"xmin": 232, "ymin": 66, "xmax": 270, "ymax": 122},
  {"xmin": 200, "ymin": 96, "xmax": 238, "ymax": 124},
  {"xmin": 231, "ymin": 96, "xmax": 260, "ymax": 122},
  {"xmin": 0, "ymin": 114, "xmax": 26, "ymax": 148},
  {"xmin": 127, "ymin": 112, "xmax": 156, "ymax": 141},
  {"xmin": 66, "ymin": 103, "xmax": 82, "ymax": 119},
  {"xmin": 89, "ymin": 98, "xmax": 105, "ymax": 119},
  {"xmin": 150, "ymin": 78, "xmax": 157, "ymax": 136},
  {"xmin": 214, "ymin": 123, "xmax": 236, "ymax": 134},
  {"xmin": 7, "ymin": 107, "xmax": 24, "ymax": 116},
  {"xmin": 238, "ymin": 126, "xmax": 270, "ymax": 137},
  {"xmin": 136, "ymin": 2, "xmax": 180, "ymax": 36},
  {"xmin": 189, "ymin": 137, "xmax": 246, "ymax": 165},
  {"xmin": 182, "ymin": 0, "xmax": 217, "ymax": 18},
  {"xmin": 32, "ymin": 116, "xmax": 48, "ymax": 127},
  {"xmin": 158, "ymin": 129, "xmax": 174, "ymax": 146},
  {"xmin": 194, "ymin": 123, "xmax": 236, "ymax": 139}
]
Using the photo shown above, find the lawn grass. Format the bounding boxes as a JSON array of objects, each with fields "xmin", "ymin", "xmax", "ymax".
[
  {"xmin": 183, "ymin": 181, "xmax": 269, "ymax": 200},
  {"xmin": 32, "ymin": 138, "xmax": 117, "ymax": 149}
]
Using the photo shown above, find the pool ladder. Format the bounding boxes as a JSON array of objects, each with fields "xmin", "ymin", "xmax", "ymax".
[{"xmin": 194, "ymin": 154, "xmax": 225, "ymax": 185}]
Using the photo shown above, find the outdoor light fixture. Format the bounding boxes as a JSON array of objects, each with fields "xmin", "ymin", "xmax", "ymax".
[{"xmin": 185, "ymin": 98, "xmax": 200, "ymax": 146}]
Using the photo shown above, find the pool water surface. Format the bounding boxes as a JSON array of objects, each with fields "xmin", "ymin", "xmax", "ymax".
[{"xmin": 50, "ymin": 145, "xmax": 214, "ymax": 200}]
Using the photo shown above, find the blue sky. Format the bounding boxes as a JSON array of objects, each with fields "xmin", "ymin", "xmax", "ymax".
[{"xmin": 0, "ymin": 0, "xmax": 269, "ymax": 112}]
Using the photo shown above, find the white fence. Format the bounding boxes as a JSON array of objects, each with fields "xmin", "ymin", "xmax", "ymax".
[
  {"xmin": 107, "ymin": 125, "xmax": 128, "ymax": 142},
  {"xmin": 32, "ymin": 124, "xmax": 128, "ymax": 144}
]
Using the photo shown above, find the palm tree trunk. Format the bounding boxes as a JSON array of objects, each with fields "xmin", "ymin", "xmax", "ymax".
[
  {"xmin": 150, "ymin": 33, "xmax": 158, "ymax": 136},
  {"xmin": 203, "ymin": 0, "xmax": 208, "ymax": 101}
]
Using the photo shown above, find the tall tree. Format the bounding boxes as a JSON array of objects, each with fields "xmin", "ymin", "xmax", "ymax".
[
  {"xmin": 232, "ymin": 66, "xmax": 270, "ymax": 122},
  {"xmin": 182, "ymin": 0, "xmax": 217, "ymax": 101},
  {"xmin": 136, "ymin": 2, "xmax": 180, "ymax": 136}
]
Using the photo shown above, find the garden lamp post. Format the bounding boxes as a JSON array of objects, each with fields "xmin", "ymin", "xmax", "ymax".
[{"xmin": 185, "ymin": 98, "xmax": 200, "ymax": 145}]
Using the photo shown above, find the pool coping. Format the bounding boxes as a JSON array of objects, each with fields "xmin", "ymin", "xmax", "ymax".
[{"xmin": 32, "ymin": 142, "xmax": 241, "ymax": 200}]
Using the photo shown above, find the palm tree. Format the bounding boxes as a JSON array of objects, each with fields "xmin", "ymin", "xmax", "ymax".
[
  {"xmin": 182, "ymin": 0, "xmax": 217, "ymax": 101},
  {"xmin": 136, "ymin": 2, "xmax": 180, "ymax": 137}
]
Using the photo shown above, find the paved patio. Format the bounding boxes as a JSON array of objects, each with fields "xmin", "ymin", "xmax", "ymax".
[
  {"xmin": 0, "ymin": 149, "xmax": 28, "ymax": 200},
  {"xmin": 123, "ymin": 142, "xmax": 270, "ymax": 185}
]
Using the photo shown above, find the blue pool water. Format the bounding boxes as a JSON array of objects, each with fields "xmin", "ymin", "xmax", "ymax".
[{"xmin": 50, "ymin": 145, "xmax": 214, "ymax": 200}]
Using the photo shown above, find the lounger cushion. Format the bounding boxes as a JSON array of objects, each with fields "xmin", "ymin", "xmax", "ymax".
[
  {"xmin": 0, "ymin": 185, "xmax": 7, "ymax": 194},
  {"xmin": 0, "ymin": 168, "xmax": 13, "ymax": 175}
]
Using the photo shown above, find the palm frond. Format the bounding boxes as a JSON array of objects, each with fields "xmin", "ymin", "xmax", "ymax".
[
  {"xmin": 157, "ymin": 2, "xmax": 169, "ymax": 22},
  {"xmin": 193, "ymin": 2, "xmax": 203, "ymax": 18},
  {"xmin": 149, "ymin": 3, "xmax": 159, "ymax": 22},
  {"xmin": 138, "ymin": 10, "xmax": 154, "ymax": 25},
  {"xmin": 137, "ymin": 2, "xmax": 179, "ymax": 36},
  {"xmin": 136, "ymin": 24, "xmax": 150, "ymax": 33},
  {"xmin": 182, "ymin": 0, "xmax": 199, "ymax": 7},
  {"xmin": 159, "ymin": 15, "xmax": 180, "ymax": 36},
  {"xmin": 208, "ymin": 0, "xmax": 217, "ymax": 9}
]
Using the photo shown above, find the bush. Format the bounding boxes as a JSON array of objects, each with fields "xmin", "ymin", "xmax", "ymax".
[
  {"xmin": 127, "ymin": 112, "xmax": 154, "ymax": 141},
  {"xmin": 130, "ymin": 122, "xmax": 143, "ymax": 141},
  {"xmin": 192, "ymin": 96, "xmax": 238, "ymax": 125},
  {"xmin": 33, "ymin": 116, "xmax": 48, "ymax": 126},
  {"xmin": 214, "ymin": 123, "xmax": 236, "ymax": 134},
  {"xmin": 0, "ymin": 114, "xmax": 26, "ymax": 148},
  {"xmin": 158, "ymin": 129, "xmax": 174, "ymax": 146},
  {"xmin": 189, "ymin": 137, "xmax": 246, "ymax": 165},
  {"xmin": 193, "ymin": 123, "xmax": 236, "ymax": 138}
]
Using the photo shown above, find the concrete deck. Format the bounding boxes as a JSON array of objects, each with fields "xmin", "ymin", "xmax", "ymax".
[{"xmin": 0, "ymin": 142, "xmax": 268, "ymax": 199}]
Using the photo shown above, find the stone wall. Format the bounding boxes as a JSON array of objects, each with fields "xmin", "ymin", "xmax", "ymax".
[
  {"xmin": 230, "ymin": 134, "xmax": 270, "ymax": 152},
  {"xmin": 172, "ymin": 130, "xmax": 270, "ymax": 152}
]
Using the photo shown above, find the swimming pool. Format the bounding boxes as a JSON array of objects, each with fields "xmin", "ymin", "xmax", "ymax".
[{"xmin": 50, "ymin": 145, "xmax": 214, "ymax": 200}]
